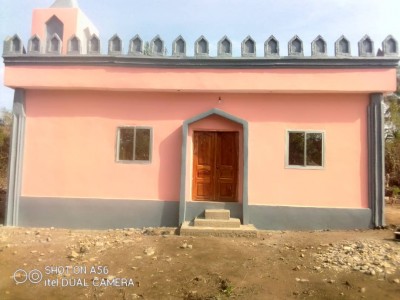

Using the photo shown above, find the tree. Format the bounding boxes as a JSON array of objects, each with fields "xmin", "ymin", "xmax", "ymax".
[
  {"xmin": 385, "ymin": 70, "xmax": 400, "ymax": 193},
  {"xmin": 143, "ymin": 41, "xmax": 168, "ymax": 56},
  {"xmin": 0, "ymin": 108, "xmax": 12, "ymax": 190},
  {"xmin": 143, "ymin": 41, "xmax": 151, "ymax": 56}
]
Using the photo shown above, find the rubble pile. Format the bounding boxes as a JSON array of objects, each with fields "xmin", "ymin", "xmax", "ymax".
[{"xmin": 314, "ymin": 240, "xmax": 400, "ymax": 276}]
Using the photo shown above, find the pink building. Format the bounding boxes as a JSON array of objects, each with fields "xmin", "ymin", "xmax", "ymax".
[{"xmin": 2, "ymin": 0, "xmax": 399, "ymax": 230}]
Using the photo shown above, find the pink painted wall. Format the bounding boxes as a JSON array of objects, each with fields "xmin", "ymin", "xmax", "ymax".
[
  {"xmin": 246, "ymin": 94, "xmax": 369, "ymax": 208},
  {"xmin": 5, "ymin": 66, "xmax": 397, "ymax": 93},
  {"xmin": 22, "ymin": 90, "xmax": 368, "ymax": 208}
]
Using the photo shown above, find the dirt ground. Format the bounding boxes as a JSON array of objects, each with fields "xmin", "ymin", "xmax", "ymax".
[{"xmin": 0, "ymin": 206, "xmax": 399, "ymax": 300}]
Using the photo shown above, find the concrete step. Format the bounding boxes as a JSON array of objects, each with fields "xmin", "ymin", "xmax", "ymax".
[
  {"xmin": 205, "ymin": 209, "xmax": 230, "ymax": 220},
  {"xmin": 194, "ymin": 217, "xmax": 241, "ymax": 228},
  {"xmin": 180, "ymin": 221, "xmax": 258, "ymax": 237}
]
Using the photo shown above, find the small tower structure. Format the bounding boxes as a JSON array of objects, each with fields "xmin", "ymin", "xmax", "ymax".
[{"xmin": 30, "ymin": 0, "xmax": 99, "ymax": 54}]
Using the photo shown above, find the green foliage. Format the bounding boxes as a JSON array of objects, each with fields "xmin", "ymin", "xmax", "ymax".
[
  {"xmin": 143, "ymin": 41, "xmax": 150, "ymax": 55},
  {"xmin": 0, "ymin": 108, "xmax": 12, "ymax": 190},
  {"xmin": 385, "ymin": 72, "xmax": 400, "ymax": 188},
  {"xmin": 143, "ymin": 41, "xmax": 168, "ymax": 56},
  {"xmin": 393, "ymin": 186, "xmax": 400, "ymax": 197},
  {"xmin": 0, "ymin": 108, "xmax": 11, "ymax": 152}
]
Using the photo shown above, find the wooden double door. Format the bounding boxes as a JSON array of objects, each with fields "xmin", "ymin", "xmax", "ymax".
[{"xmin": 192, "ymin": 131, "xmax": 238, "ymax": 202}]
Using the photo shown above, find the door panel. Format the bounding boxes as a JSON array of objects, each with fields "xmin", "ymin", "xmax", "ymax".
[
  {"xmin": 215, "ymin": 132, "xmax": 238, "ymax": 202},
  {"xmin": 193, "ymin": 132, "xmax": 215, "ymax": 201},
  {"xmin": 192, "ymin": 131, "xmax": 238, "ymax": 202}
]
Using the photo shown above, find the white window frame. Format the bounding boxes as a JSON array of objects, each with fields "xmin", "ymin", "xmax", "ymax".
[
  {"xmin": 116, "ymin": 126, "xmax": 153, "ymax": 164},
  {"xmin": 285, "ymin": 129, "xmax": 325, "ymax": 170}
]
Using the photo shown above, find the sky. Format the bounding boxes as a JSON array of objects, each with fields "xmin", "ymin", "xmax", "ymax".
[{"xmin": 0, "ymin": 0, "xmax": 400, "ymax": 109}]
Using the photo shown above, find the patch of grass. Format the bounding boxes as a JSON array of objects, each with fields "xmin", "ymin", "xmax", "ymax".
[{"xmin": 219, "ymin": 278, "xmax": 234, "ymax": 297}]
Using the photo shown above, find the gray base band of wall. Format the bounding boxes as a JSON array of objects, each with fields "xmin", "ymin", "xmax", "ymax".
[
  {"xmin": 249, "ymin": 205, "xmax": 372, "ymax": 230},
  {"xmin": 18, "ymin": 197, "xmax": 372, "ymax": 230},
  {"xmin": 19, "ymin": 197, "xmax": 179, "ymax": 229}
]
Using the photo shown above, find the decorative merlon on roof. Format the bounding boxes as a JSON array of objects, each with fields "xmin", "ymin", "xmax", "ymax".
[
  {"xmin": 383, "ymin": 35, "xmax": 398, "ymax": 57},
  {"xmin": 242, "ymin": 36, "xmax": 256, "ymax": 58},
  {"xmin": 358, "ymin": 35, "xmax": 374, "ymax": 57},
  {"xmin": 2, "ymin": 34, "xmax": 399, "ymax": 59},
  {"xmin": 67, "ymin": 35, "xmax": 81, "ymax": 55},
  {"xmin": 108, "ymin": 34, "xmax": 123, "ymax": 55},
  {"xmin": 218, "ymin": 36, "xmax": 232, "ymax": 57},
  {"xmin": 265, "ymin": 35, "xmax": 279, "ymax": 57},
  {"xmin": 311, "ymin": 35, "xmax": 327, "ymax": 57},
  {"xmin": 150, "ymin": 35, "xmax": 165, "ymax": 56},
  {"xmin": 129, "ymin": 34, "xmax": 143, "ymax": 56},
  {"xmin": 87, "ymin": 34, "xmax": 100, "ymax": 55},
  {"xmin": 3, "ymin": 34, "xmax": 26, "ymax": 55},
  {"xmin": 50, "ymin": 0, "xmax": 79, "ymax": 8},
  {"xmin": 172, "ymin": 35, "xmax": 186, "ymax": 57},
  {"xmin": 288, "ymin": 35, "xmax": 303, "ymax": 56},
  {"xmin": 194, "ymin": 35, "xmax": 209, "ymax": 57},
  {"xmin": 335, "ymin": 36, "xmax": 351, "ymax": 57}
]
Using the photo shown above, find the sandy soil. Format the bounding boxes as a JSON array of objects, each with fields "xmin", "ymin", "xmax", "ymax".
[
  {"xmin": 0, "ymin": 205, "xmax": 399, "ymax": 300},
  {"xmin": 385, "ymin": 204, "xmax": 400, "ymax": 227}
]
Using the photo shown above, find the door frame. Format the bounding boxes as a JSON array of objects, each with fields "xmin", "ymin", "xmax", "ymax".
[{"xmin": 179, "ymin": 108, "xmax": 249, "ymax": 225}]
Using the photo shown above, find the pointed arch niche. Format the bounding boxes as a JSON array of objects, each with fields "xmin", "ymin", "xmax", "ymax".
[{"xmin": 46, "ymin": 15, "xmax": 64, "ymax": 41}]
